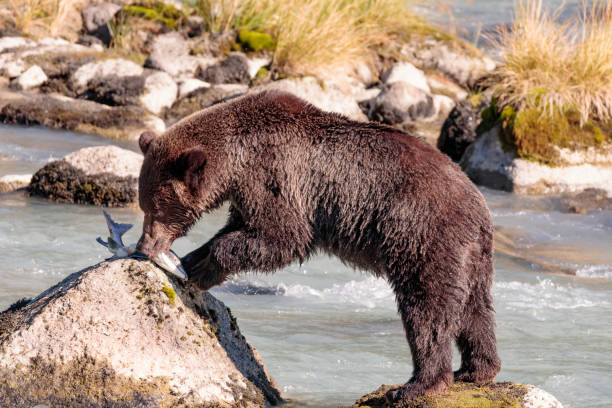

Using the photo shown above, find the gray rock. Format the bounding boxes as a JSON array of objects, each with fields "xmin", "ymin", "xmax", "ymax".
[
  {"xmin": 12, "ymin": 65, "xmax": 47, "ymax": 90},
  {"xmin": 27, "ymin": 145, "xmax": 142, "ymax": 206},
  {"xmin": 0, "ymin": 90, "xmax": 164, "ymax": 140},
  {"xmin": 81, "ymin": 3, "xmax": 122, "ymax": 45},
  {"xmin": 82, "ymin": 74, "xmax": 145, "ymax": 106},
  {"xmin": 145, "ymin": 32, "xmax": 217, "ymax": 78},
  {"xmin": 381, "ymin": 62, "xmax": 430, "ymax": 93},
  {"xmin": 557, "ymin": 188, "xmax": 612, "ymax": 214},
  {"xmin": 253, "ymin": 76, "xmax": 368, "ymax": 122},
  {"xmin": 198, "ymin": 53, "xmax": 251, "ymax": 85},
  {"xmin": 139, "ymin": 71, "xmax": 178, "ymax": 115},
  {"xmin": 165, "ymin": 84, "xmax": 248, "ymax": 125},
  {"xmin": 71, "ymin": 59, "xmax": 144, "ymax": 94},
  {"xmin": 401, "ymin": 38, "xmax": 496, "ymax": 88},
  {"xmin": 0, "ymin": 174, "xmax": 31, "ymax": 193},
  {"xmin": 438, "ymin": 100, "xmax": 483, "ymax": 161},
  {"xmin": 460, "ymin": 125, "xmax": 612, "ymax": 195},
  {"xmin": 368, "ymin": 82, "xmax": 435, "ymax": 124},
  {"xmin": 177, "ymin": 77, "xmax": 210, "ymax": 98},
  {"xmin": 0, "ymin": 259, "xmax": 281, "ymax": 406}
]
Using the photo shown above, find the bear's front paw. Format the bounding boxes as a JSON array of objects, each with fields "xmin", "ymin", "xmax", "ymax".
[{"xmin": 385, "ymin": 384, "xmax": 423, "ymax": 406}]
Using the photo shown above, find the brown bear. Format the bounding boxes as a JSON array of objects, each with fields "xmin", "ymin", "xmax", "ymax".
[{"xmin": 136, "ymin": 90, "xmax": 501, "ymax": 404}]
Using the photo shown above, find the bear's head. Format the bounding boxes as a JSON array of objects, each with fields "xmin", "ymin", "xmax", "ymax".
[{"xmin": 136, "ymin": 130, "xmax": 208, "ymax": 259}]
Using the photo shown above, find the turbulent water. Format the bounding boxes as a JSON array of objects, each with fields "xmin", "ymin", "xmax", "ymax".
[{"xmin": 1, "ymin": 125, "xmax": 611, "ymax": 407}]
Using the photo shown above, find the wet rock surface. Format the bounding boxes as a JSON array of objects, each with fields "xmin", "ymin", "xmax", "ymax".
[
  {"xmin": 27, "ymin": 145, "xmax": 142, "ymax": 207},
  {"xmin": 0, "ymin": 259, "xmax": 281, "ymax": 407},
  {"xmin": 350, "ymin": 382, "xmax": 563, "ymax": 408},
  {"xmin": 0, "ymin": 90, "xmax": 164, "ymax": 140}
]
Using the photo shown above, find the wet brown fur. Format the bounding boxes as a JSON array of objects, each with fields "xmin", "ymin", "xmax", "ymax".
[{"xmin": 136, "ymin": 91, "xmax": 501, "ymax": 403}]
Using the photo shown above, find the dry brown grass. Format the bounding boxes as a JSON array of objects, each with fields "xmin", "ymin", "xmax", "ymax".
[
  {"xmin": 192, "ymin": 0, "xmax": 430, "ymax": 75},
  {"xmin": 491, "ymin": 0, "xmax": 612, "ymax": 125},
  {"xmin": 1, "ymin": 0, "xmax": 86, "ymax": 39}
]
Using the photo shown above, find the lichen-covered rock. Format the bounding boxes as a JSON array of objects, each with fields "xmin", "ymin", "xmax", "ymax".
[
  {"xmin": 197, "ymin": 53, "xmax": 251, "ymax": 85},
  {"xmin": 27, "ymin": 145, "xmax": 142, "ymax": 207},
  {"xmin": 0, "ymin": 259, "xmax": 281, "ymax": 407},
  {"xmin": 0, "ymin": 90, "xmax": 164, "ymax": 140},
  {"xmin": 460, "ymin": 125, "xmax": 612, "ymax": 195},
  {"xmin": 165, "ymin": 84, "xmax": 247, "ymax": 125},
  {"xmin": 0, "ymin": 174, "xmax": 31, "ymax": 193},
  {"xmin": 350, "ymin": 382, "xmax": 563, "ymax": 408}
]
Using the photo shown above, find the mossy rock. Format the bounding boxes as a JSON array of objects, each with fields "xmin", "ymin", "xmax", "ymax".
[
  {"xmin": 27, "ymin": 160, "xmax": 138, "ymax": 207},
  {"xmin": 121, "ymin": 1, "xmax": 187, "ymax": 30},
  {"xmin": 352, "ymin": 382, "xmax": 530, "ymax": 408},
  {"xmin": 476, "ymin": 101, "xmax": 612, "ymax": 166},
  {"xmin": 237, "ymin": 30, "xmax": 276, "ymax": 52}
]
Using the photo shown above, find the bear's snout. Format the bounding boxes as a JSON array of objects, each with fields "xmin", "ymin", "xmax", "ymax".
[{"xmin": 136, "ymin": 219, "xmax": 174, "ymax": 259}]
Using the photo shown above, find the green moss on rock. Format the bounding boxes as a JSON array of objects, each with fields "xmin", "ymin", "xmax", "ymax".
[
  {"xmin": 161, "ymin": 284, "xmax": 176, "ymax": 307},
  {"xmin": 122, "ymin": 1, "xmax": 186, "ymax": 29},
  {"xmin": 237, "ymin": 30, "xmax": 276, "ymax": 52},
  {"xmin": 352, "ymin": 382, "xmax": 528, "ymax": 408}
]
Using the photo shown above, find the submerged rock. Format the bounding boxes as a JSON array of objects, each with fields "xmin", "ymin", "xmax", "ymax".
[
  {"xmin": 0, "ymin": 259, "xmax": 281, "ymax": 407},
  {"xmin": 351, "ymin": 382, "xmax": 563, "ymax": 408},
  {"xmin": 27, "ymin": 145, "xmax": 142, "ymax": 207},
  {"xmin": 460, "ymin": 125, "xmax": 612, "ymax": 195}
]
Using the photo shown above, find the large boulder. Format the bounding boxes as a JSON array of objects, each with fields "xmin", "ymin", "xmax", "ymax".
[
  {"xmin": 70, "ymin": 58, "xmax": 144, "ymax": 94},
  {"xmin": 0, "ymin": 259, "xmax": 281, "ymax": 407},
  {"xmin": 197, "ymin": 53, "xmax": 251, "ymax": 85},
  {"xmin": 165, "ymin": 84, "xmax": 248, "ymax": 125},
  {"xmin": 145, "ymin": 32, "xmax": 217, "ymax": 78},
  {"xmin": 350, "ymin": 382, "xmax": 563, "ymax": 408},
  {"xmin": 253, "ymin": 76, "xmax": 368, "ymax": 122},
  {"xmin": 460, "ymin": 125, "xmax": 612, "ymax": 195},
  {"xmin": 27, "ymin": 145, "xmax": 142, "ymax": 207},
  {"xmin": 367, "ymin": 82, "xmax": 435, "ymax": 124},
  {"xmin": 0, "ymin": 90, "xmax": 165, "ymax": 140}
]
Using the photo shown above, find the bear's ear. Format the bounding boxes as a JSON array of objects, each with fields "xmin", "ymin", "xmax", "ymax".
[
  {"xmin": 175, "ymin": 148, "xmax": 207, "ymax": 194},
  {"xmin": 139, "ymin": 131, "xmax": 158, "ymax": 154}
]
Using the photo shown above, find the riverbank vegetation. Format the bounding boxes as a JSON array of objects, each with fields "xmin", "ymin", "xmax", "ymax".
[
  {"xmin": 489, "ymin": 0, "xmax": 612, "ymax": 164},
  {"xmin": 2, "ymin": 0, "xmax": 436, "ymax": 76}
]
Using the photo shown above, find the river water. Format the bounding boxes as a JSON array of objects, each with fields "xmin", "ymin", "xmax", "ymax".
[{"xmin": 1, "ymin": 123, "xmax": 611, "ymax": 407}]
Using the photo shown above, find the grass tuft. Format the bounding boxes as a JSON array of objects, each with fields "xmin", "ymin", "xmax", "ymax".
[
  {"xmin": 490, "ymin": 0, "xmax": 612, "ymax": 126},
  {"xmin": 190, "ymin": 0, "xmax": 431, "ymax": 76}
]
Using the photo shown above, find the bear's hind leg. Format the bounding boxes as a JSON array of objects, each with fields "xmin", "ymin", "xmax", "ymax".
[
  {"xmin": 454, "ymin": 276, "xmax": 501, "ymax": 383},
  {"xmin": 385, "ymin": 272, "xmax": 462, "ymax": 404}
]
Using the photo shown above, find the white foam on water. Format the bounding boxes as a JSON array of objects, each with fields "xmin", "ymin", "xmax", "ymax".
[
  {"xmin": 495, "ymin": 278, "xmax": 609, "ymax": 314},
  {"xmin": 278, "ymin": 276, "xmax": 394, "ymax": 308},
  {"xmin": 575, "ymin": 264, "xmax": 612, "ymax": 279}
]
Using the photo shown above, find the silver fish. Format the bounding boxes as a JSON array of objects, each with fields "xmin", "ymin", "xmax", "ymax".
[{"xmin": 97, "ymin": 210, "xmax": 188, "ymax": 281}]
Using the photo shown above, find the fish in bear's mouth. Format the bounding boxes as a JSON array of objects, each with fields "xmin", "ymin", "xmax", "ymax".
[{"xmin": 96, "ymin": 210, "xmax": 188, "ymax": 281}]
